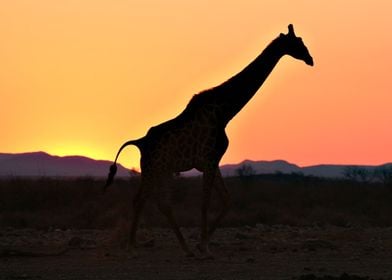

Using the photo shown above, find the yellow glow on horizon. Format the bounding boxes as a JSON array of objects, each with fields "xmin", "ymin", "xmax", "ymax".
[{"xmin": 47, "ymin": 144, "xmax": 101, "ymax": 160}]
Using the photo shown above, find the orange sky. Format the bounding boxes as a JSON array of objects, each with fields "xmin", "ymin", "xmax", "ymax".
[{"xmin": 1, "ymin": 1, "xmax": 392, "ymax": 169}]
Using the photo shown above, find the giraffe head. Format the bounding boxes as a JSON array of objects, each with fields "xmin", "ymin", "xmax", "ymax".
[{"xmin": 280, "ymin": 24, "xmax": 314, "ymax": 66}]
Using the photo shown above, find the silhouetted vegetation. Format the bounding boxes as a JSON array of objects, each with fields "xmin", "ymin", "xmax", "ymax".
[
  {"xmin": 343, "ymin": 166, "xmax": 372, "ymax": 183},
  {"xmin": 235, "ymin": 164, "xmax": 256, "ymax": 180},
  {"xmin": 343, "ymin": 165, "xmax": 392, "ymax": 188},
  {"xmin": 1, "ymin": 174, "xmax": 392, "ymax": 229},
  {"xmin": 373, "ymin": 166, "xmax": 392, "ymax": 188}
]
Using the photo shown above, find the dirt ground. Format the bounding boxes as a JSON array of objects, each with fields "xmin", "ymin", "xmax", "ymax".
[{"xmin": 1, "ymin": 226, "xmax": 392, "ymax": 280}]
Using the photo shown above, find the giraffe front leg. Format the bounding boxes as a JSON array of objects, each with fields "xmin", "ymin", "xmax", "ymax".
[
  {"xmin": 157, "ymin": 200, "xmax": 195, "ymax": 257},
  {"xmin": 198, "ymin": 168, "xmax": 215, "ymax": 259},
  {"xmin": 208, "ymin": 170, "xmax": 231, "ymax": 238}
]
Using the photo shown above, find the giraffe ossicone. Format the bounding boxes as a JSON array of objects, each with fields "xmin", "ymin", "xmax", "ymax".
[{"xmin": 105, "ymin": 24, "xmax": 313, "ymax": 257}]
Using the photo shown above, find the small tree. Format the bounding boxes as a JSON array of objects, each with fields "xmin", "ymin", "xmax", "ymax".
[
  {"xmin": 373, "ymin": 166, "xmax": 392, "ymax": 188},
  {"xmin": 343, "ymin": 166, "xmax": 371, "ymax": 183},
  {"xmin": 236, "ymin": 164, "xmax": 256, "ymax": 178}
]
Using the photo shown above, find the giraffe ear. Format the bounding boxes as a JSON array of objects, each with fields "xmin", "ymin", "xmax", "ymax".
[{"xmin": 288, "ymin": 24, "xmax": 296, "ymax": 36}]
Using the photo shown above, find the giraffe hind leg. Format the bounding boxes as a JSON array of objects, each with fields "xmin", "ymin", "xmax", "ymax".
[
  {"xmin": 155, "ymin": 175, "xmax": 194, "ymax": 257},
  {"xmin": 198, "ymin": 168, "xmax": 215, "ymax": 259},
  {"xmin": 208, "ymin": 170, "xmax": 231, "ymax": 238}
]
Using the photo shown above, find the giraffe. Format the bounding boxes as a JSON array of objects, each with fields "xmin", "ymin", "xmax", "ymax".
[{"xmin": 105, "ymin": 24, "xmax": 313, "ymax": 257}]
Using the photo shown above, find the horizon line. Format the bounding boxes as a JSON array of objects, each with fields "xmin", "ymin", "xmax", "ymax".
[{"xmin": 1, "ymin": 150, "xmax": 391, "ymax": 169}]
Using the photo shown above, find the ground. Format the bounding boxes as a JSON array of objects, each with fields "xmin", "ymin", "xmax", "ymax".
[{"xmin": 1, "ymin": 226, "xmax": 392, "ymax": 280}]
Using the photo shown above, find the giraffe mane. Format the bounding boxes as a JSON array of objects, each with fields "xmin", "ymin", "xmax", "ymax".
[{"xmin": 184, "ymin": 88, "xmax": 217, "ymax": 114}]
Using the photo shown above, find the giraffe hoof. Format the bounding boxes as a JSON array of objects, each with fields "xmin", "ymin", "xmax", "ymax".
[
  {"xmin": 196, "ymin": 243, "xmax": 209, "ymax": 253},
  {"xmin": 185, "ymin": 251, "xmax": 196, "ymax": 258},
  {"xmin": 125, "ymin": 245, "xmax": 139, "ymax": 258},
  {"xmin": 199, "ymin": 252, "xmax": 214, "ymax": 260},
  {"xmin": 140, "ymin": 238, "xmax": 155, "ymax": 248},
  {"xmin": 126, "ymin": 250, "xmax": 139, "ymax": 259},
  {"xmin": 196, "ymin": 244, "xmax": 214, "ymax": 259}
]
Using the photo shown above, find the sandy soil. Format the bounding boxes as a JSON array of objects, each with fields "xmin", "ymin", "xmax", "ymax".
[{"xmin": 1, "ymin": 226, "xmax": 392, "ymax": 280}]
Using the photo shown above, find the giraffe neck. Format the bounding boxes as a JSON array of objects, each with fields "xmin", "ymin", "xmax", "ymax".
[{"xmin": 215, "ymin": 36, "xmax": 286, "ymax": 125}]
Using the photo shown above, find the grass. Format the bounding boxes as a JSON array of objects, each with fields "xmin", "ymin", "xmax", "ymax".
[{"xmin": 1, "ymin": 174, "xmax": 392, "ymax": 229}]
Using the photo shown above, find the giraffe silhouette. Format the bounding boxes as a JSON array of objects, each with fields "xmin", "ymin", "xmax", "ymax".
[{"xmin": 105, "ymin": 24, "xmax": 313, "ymax": 257}]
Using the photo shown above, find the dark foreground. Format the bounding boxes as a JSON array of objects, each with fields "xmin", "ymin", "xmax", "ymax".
[{"xmin": 1, "ymin": 226, "xmax": 392, "ymax": 280}]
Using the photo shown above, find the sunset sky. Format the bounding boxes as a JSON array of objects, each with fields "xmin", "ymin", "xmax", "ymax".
[{"xmin": 1, "ymin": 1, "xmax": 392, "ymax": 169}]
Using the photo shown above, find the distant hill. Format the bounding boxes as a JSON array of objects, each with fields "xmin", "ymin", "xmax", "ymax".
[
  {"xmin": 0, "ymin": 152, "xmax": 390, "ymax": 178},
  {"xmin": 184, "ymin": 160, "xmax": 391, "ymax": 178},
  {"xmin": 0, "ymin": 152, "xmax": 131, "ymax": 177},
  {"xmin": 219, "ymin": 159, "xmax": 302, "ymax": 177}
]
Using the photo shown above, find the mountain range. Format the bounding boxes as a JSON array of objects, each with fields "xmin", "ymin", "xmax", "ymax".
[
  {"xmin": 0, "ymin": 152, "xmax": 390, "ymax": 178},
  {"xmin": 184, "ymin": 159, "xmax": 386, "ymax": 178},
  {"xmin": 0, "ymin": 152, "xmax": 130, "ymax": 177}
]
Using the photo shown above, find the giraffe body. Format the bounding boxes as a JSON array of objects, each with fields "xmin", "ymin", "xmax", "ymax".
[
  {"xmin": 140, "ymin": 110, "xmax": 228, "ymax": 173},
  {"xmin": 105, "ymin": 24, "xmax": 313, "ymax": 257}
]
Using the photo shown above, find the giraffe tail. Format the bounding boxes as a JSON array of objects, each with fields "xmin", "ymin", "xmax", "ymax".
[{"xmin": 103, "ymin": 139, "xmax": 143, "ymax": 193}]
